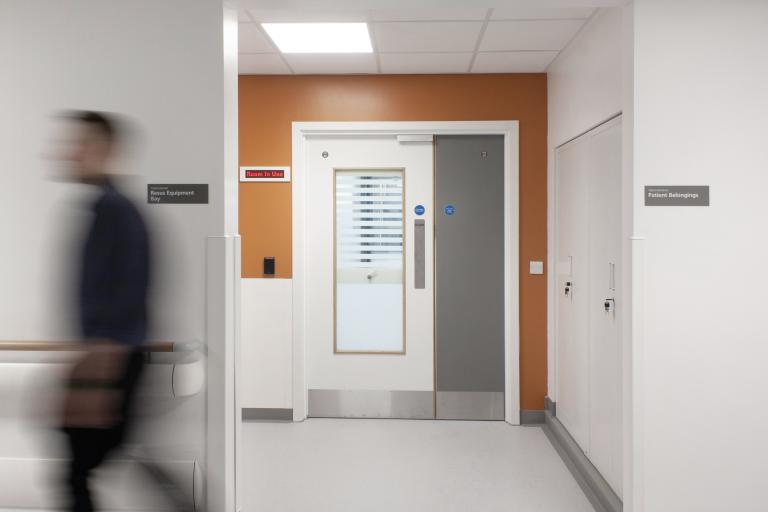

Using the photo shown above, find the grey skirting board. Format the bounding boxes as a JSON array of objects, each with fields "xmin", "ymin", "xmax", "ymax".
[
  {"xmin": 543, "ymin": 398, "xmax": 622, "ymax": 512},
  {"xmin": 520, "ymin": 409, "xmax": 545, "ymax": 425}
]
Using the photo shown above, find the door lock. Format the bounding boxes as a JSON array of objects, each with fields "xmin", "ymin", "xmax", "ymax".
[
  {"xmin": 604, "ymin": 298, "xmax": 616, "ymax": 313},
  {"xmin": 565, "ymin": 282, "xmax": 572, "ymax": 296}
]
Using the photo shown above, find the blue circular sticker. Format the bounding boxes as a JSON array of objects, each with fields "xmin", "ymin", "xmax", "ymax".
[
  {"xmin": 444, "ymin": 204, "xmax": 456, "ymax": 216},
  {"xmin": 414, "ymin": 204, "xmax": 425, "ymax": 216}
]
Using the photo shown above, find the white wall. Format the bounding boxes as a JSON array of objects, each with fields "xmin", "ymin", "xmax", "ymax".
[
  {"xmin": 0, "ymin": 0, "xmax": 233, "ymax": 342},
  {"xmin": 547, "ymin": 6, "xmax": 625, "ymax": 403},
  {"xmin": 547, "ymin": 5, "xmax": 635, "ymax": 506},
  {"xmin": 0, "ymin": 1, "xmax": 238, "ymax": 510},
  {"xmin": 632, "ymin": 1, "xmax": 768, "ymax": 510},
  {"xmin": 241, "ymin": 279, "xmax": 293, "ymax": 409}
]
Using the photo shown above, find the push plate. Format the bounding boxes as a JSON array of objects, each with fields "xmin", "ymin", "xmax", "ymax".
[{"xmin": 414, "ymin": 219, "xmax": 425, "ymax": 289}]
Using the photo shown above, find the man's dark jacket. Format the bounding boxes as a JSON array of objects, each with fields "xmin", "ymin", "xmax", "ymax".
[{"xmin": 79, "ymin": 180, "xmax": 150, "ymax": 347}]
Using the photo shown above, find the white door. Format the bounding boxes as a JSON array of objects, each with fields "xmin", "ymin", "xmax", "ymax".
[
  {"xmin": 304, "ymin": 134, "xmax": 435, "ymax": 418},
  {"xmin": 555, "ymin": 116, "xmax": 623, "ymax": 497},
  {"xmin": 555, "ymin": 136, "xmax": 591, "ymax": 450},
  {"xmin": 588, "ymin": 119, "xmax": 623, "ymax": 496}
]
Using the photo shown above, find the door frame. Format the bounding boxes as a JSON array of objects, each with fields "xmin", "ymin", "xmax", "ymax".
[{"xmin": 291, "ymin": 121, "xmax": 520, "ymax": 425}]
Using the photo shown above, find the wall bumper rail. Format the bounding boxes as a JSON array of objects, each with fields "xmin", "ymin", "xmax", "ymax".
[{"xmin": 543, "ymin": 399, "xmax": 622, "ymax": 512}]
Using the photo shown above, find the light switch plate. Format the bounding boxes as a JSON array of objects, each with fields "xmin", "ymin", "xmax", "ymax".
[{"xmin": 529, "ymin": 261, "xmax": 544, "ymax": 275}]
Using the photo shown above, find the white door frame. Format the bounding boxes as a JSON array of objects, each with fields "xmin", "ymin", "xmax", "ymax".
[{"xmin": 291, "ymin": 121, "xmax": 521, "ymax": 425}]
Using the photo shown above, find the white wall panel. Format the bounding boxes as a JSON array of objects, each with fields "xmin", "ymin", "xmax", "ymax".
[
  {"xmin": 547, "ymin": 8, "xmax": 623, "ymax": 148},
  {"xmin": 0, "ymin": 1, "xmax": 238, "ymax": 510},
  {"xmin": 554, "ymin": 138, "xmax": 591, "ymax": 451},
  {"xmin": 241, "ymin": 278, "xmax": 293, "ymax": 409},
  {"xmin": 0, "ymin": 356, "xmax": 204, "ymax": 509},
  {"xmin": 633, "ymin": 1, "xmax": 768, "ymax": 510},
  {"xmin": 587, "ymin": 119, "xmax": 623, "ymax": 496}
]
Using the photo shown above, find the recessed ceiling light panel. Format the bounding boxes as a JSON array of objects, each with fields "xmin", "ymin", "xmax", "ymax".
[{"xmin": 261, "ymin": 22, "xmax": 373, "ymax": 54}]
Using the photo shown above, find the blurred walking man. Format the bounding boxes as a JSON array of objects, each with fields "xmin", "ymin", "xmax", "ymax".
[{"xmin": 57, "ymin": 111, "xmax": 150, "ymax": 512}]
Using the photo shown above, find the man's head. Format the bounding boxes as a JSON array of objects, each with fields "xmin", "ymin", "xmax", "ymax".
[{"xmin": 60, "ymin": 111, "xmax": 121, "ymax": 183}]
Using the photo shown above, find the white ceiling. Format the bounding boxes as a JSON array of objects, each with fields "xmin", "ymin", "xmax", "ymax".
[{"xmin": 238, "ymin": 7, "xmax": 596, "ymax": 75}]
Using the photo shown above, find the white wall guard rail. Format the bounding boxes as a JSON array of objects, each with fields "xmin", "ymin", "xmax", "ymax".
[
  {"xmin": 0, "ymin": 340, "xmax": 201, "ymax": 353},
  {"xmin": 0, "ymin": 340, "xmax": 205, "ymax": 398}
]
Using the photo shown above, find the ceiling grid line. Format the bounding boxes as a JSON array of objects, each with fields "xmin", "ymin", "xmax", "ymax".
[
  {"xmin": 467, "ymin": 8, "xmax": 494, "ymax": 73},
  {"xmin": 367, "ymin": 17, "xmax": 589, "ymax": 24},
  {"xmin": 240, "ymin": 9, "xmax": 255, "ymax": 23},
  {"xmin": 544, "ymin": 8, "xmax": 600, "ymax": 73},
  {"xmin": 373, "ymin": 49, "xmax": 564, "ymax": 55},
  {"xmin": 239, "ymin": 7, "xmax": 594, "ymax": 75},
  {"xmin": 367, "ymin": 21, "xmax": 383, "ymax": 73},
  {"xmin": 254, "ymin": 21, "xmax": 295, "ymax": 74},
  {"xmin": 493, "ymin": 17, "xmax": 593, "ymax": 21}
]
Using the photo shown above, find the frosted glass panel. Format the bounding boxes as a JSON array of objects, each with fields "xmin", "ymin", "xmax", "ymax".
[{"xmin": 335, "ymin": 170, "xmax": 404, "ymax": 353}]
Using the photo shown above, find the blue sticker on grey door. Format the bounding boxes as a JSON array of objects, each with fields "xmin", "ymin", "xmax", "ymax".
[{"xmin": 444, "ymin": 204, "xmax": 455, "ymax": 216}]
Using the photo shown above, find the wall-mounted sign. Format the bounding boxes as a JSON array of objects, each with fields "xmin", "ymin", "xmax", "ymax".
[
  {"xmin": 147, "ymin": 184, "xmax": 208, "ymax": 204},
  {"xmin": 414, "ymin": 204, "xmax": 425, "ymax": 216},
  {"xmin": 240, "ymin": 166, "xmax": 291, "ymax": 183},
  {"xmin": 645, "ymin": 186, "xmax": 710, "ymax": 206}
]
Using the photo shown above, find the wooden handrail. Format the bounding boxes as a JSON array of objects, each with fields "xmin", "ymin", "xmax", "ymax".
[{"xmin": 0, "ymin": 341, "xmax": 175, "ymax": 352}]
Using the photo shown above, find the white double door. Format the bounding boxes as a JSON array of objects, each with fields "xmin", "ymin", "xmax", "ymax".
[
  {"xmin": 555, "ymin": 117, "xmax": 623, "ymax": 495},
  {"xmin": 304, "ymin": 134, "xmax": 435, "ymax": 418}
]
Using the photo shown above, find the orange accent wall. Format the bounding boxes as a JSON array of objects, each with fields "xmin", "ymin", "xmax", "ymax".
[{"xmin": 239, "ymin": 74, "xmax": 548, "ymax": 410}]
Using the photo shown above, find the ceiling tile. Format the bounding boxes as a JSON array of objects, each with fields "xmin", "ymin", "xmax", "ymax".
[
  {"xmin": 472, "ymin": 51, "xmax": 559, "ymax": 73},
  {"xmin": 366, "ymin": 8, "xmax": 488, "ymax": 22},
  {"xmin": 480, "ymin": 19, "xmax": 585, "ymax": 51},
  {"xmin": 247, "ymin": 9, "xmax": 367, "ymax": 22},
  {"xmin": 374, "ymin": 21, "xmax": 483, "ymax": 53},
  {"xmin": 239, "ymin": 53, "xmax": 291, "ymax": 75},
  {"xmin": 379, "ymin": 53, "xmax": 473, "ymax": 74},
  {"xmin": 490, "ymin": 7, "xmax": 595, "ymax": 20},
  {"xmin": 239, "ymin": 23, "xmax": 276, "ymax": 53},
  {"xmin": 283, "ymin": 54, "xmax": 377, "ymax": 74},
  {"xmin": 245, "ymin": 7, "xmax": 489, "ymax": 23}
]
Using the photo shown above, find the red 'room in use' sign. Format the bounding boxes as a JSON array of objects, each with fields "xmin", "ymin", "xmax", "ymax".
[{"xmin": 239, "ymin": 166, "xmax": 291, "ymax": 183}]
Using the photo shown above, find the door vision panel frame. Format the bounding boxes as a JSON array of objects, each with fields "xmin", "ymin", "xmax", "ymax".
[
  {"xmin": 333, "ymin": 167, "xmax": 407, "ymax": 355},
  {"xmin": 292, "ymin": 121, "xmax": 520, "ymax": 424}
]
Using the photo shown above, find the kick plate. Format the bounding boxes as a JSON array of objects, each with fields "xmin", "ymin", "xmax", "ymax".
[
  {"xmin": 436, "ymin": 391, "xmax": 504, "ymax": 420},
  {"xmin": 308, "ymin": 390, "xmax": 433, "ymax": 419}
]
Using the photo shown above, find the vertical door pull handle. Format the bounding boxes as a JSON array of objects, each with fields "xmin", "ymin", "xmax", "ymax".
[
  {"xmin": 414, "ymin": 219, "xmax": 425, "ymax": 289},
  {"xmin": 609, "ymin": 262, "xmax": 616, "ymax": 291}
]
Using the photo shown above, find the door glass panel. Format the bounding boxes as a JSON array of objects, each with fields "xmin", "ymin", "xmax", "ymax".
[{"xmin": 335, "ymin": 169, "xmax": 404, "ymax": 353}]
